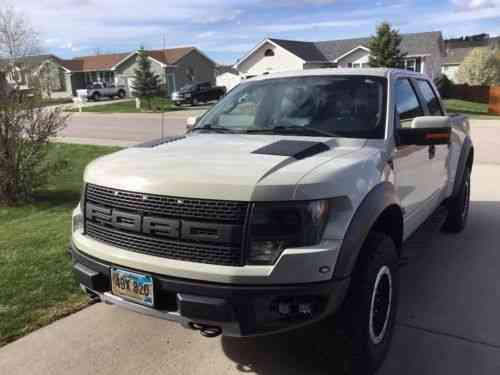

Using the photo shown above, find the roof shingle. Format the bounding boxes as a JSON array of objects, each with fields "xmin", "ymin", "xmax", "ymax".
[
  {"xmin": 57, "ymin": 47, "xmax": 200, "ymax": 72},
  {"xmin": 269, "ymin": 39, "xmax": 327, "ymax": 61},
  {"xmin": 315, "ymin": 31, "xmax": 443, "ymax": 62}
]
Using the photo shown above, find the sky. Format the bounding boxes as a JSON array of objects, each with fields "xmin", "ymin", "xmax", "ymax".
[{"xmin": 8, "ymin": 0, "xmax": 500, "ymax": 64}]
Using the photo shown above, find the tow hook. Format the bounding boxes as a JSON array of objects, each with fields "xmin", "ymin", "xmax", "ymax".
[{"xmin": 189, "ymin": 322, "xmax": 222, "ymax": 338}]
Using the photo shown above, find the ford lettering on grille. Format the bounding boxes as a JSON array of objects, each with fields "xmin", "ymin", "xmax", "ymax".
[{"xmin": 83, "ymin": 185, "xmax": 249, "ymax": 266}]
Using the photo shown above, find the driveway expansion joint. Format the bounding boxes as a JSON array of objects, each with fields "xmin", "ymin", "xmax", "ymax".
[{"xmin": 396, "ymin": 322, "xmax": 500, "ymax": 349}]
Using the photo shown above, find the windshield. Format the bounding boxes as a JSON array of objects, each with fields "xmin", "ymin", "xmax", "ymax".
[{"xmin": 196, "ymin": 75, "xmax": 387, "ymax": 138}]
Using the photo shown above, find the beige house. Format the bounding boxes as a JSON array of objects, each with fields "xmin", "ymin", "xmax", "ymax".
[{"xmin": 232, "ymin": 31, "xmax": 446, "ymax": 81}]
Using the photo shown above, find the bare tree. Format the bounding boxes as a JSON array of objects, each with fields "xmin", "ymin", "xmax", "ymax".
[
  {"xmin": 0, "ymin": 3, "xmax": 40, "ymax": 65},
  {"xmin": 0, "ymin": 3, "xmax": 69, "ymax": 204}
]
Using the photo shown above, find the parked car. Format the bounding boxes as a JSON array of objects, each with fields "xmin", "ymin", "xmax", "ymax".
[
  {"xmin": 171, "ymin": 81, "xmax": 226, "ymax": 106},
  {"xmin": 71, "ymin": 69, "xmax": 473, "ymax": 374},
  {"xmin": 77, "ymin": 82, "xmax": 127, "ymax": 101}
]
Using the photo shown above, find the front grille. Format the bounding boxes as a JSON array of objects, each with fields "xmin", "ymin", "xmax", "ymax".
[
  {"xmin": 84, "ymin": 184, "xmax": 250, "ymax": 266},
  {"xmin": 86, "ymin": 184, "xmax": 248, "ymax": 224},
  {"xmin": 86, "ymin": 222, "xmax": 243, "ymax": 266}
]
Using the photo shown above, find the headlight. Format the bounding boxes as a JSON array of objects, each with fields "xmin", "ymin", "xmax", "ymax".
[{"xmin": 246, "ymin": 200, "xmax": 332, "ymax": 265}]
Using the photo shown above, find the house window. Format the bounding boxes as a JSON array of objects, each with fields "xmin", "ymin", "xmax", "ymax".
[
  {"xmin": 404, "ymin": 58, "xmax": 417, "ymax": 72},
  {"xmin": 264, "ymin": 49, "xmax": 275, "ymax": 57}
]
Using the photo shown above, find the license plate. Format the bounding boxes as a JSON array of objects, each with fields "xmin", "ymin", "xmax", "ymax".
[{"xmin": 111, "ymin": 268, "xmax": 154, "ymax": 307}]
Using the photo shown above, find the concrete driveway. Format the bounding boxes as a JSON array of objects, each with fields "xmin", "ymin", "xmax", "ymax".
[{"xmin": 1, "ymin": 120, "xmax": 500, "ymax": 374}]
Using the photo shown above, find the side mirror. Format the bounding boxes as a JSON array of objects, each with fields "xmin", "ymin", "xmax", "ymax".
[
  {"xmin": 186, "ymin": 116, "xmax": 198, "ymax": 132},
  {"xmin": 397, "ymin": 116, "xmax": 451, "ymax": 146}
]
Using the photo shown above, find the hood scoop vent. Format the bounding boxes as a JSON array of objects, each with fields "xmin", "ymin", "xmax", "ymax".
[
  {"xmin": 133, "ymin": 136, "xmax": 186, "ymax": 148},
  {"xmin": 252, "ymin": 140, "xmax": 329, "ymax": 160}
]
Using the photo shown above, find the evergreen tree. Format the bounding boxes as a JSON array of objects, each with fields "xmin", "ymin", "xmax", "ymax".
[
  {"xmin": 368, "ymin": 23, "xmax": 407, "ymax": 68},
  {"xmin": 131, "ymin": 46, "xmax": 160, "ymax": 109}
]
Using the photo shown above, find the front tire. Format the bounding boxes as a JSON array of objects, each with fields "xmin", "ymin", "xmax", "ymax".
[
  {"xmin": 91, "ymin": 92, "xmax": 101, "ymax": 101},
  {"xmin": 118, "ymin": 90, "xmax": 126, "ymax": 99},
  {"xmin": 443, "ymin": 166, "xmax": 471, "ymax": 233},
  {"xmin": 347, "ymin": 232, "xmax": 399, "ymax": 374}
]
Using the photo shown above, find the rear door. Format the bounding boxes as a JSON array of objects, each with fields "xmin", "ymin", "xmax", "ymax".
[
  {"xmin": 414, "ymin": 79, "xmax": 449, "ymax": 192},
  {"xmin": 393, "ymin": 78, "xmax": 437, "ymax": 230}
]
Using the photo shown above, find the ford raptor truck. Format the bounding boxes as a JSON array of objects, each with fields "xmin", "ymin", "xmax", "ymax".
[{"xmin": 70, "ymin": 69, "xmax": 473, "ymax": 373}]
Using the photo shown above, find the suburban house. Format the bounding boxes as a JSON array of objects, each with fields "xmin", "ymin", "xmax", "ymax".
[
  {"xmin": 0, "ymin": 54, "xmax": 72, "ymax": 98},
  {"xmin": 442, "ymin": 36, "xmax": 500, "ymax": 82},
  {"xmin": 222, "ymin": 31, "xmax": 445, "ymax": 89},
  {"xmin": 0, "ymin": 47, "xmax": 217, "ymax": 98}
]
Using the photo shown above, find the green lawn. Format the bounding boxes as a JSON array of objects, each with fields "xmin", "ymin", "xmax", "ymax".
[
  {"xmin": 444, "ymin": 99, "xmax": 498, "ymax": 118},
  {"xmin": 40, "ymin": 98, "xmax": 74, "ymax": 107},
  {"xmin": 66, "ymin": 97, "xmax": 185, "ymax": 113},
  {"xmin": 0, "ymin": 143, "xmax": 119, "ymax": 347}
]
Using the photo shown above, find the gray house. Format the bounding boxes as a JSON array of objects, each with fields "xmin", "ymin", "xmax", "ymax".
[
  {"xmin": 233, "ymin": 31, "xmax": 446, "ymax": 80},
  {"xmin": 1, "ymin": 47, "xmax": 217, "ymax": 98}
]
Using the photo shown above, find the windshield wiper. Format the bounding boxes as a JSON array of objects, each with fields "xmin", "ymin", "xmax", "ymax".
[
  {"xmin": 247, "ymin": 126, "xmax": 337, "ymax": 137},
  {"xmin": 191, "ymin": 124, "xmax": 235, "ymax": 133}
]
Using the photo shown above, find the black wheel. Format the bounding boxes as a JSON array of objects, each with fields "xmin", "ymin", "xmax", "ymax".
[
  {"xmin": 347, "ymin": 232, "xmax": 399, "ymax": 375},
  {"xmin": 443, "ymin": 166, "xmax": 471, "ymax": 233},
  {"xmin": 92, "ymin": 92, "xmax": 101, "ymax": 101},
  {"xmin": 118, "ymin": 90, "xmax": 126, "ymax": 99}
]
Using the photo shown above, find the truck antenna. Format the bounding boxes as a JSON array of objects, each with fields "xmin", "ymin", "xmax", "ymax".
[{"xmin": 161, "ymin": 34, "xmax": 166, "ymax": 139}]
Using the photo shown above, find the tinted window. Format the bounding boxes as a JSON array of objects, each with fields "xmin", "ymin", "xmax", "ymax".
[
  {"xmin": 395, "ymin": 79, "xmax": 424, "ymax": 123},
  {"xmin": 417, "ymin": 80, "xmax": 443, "ymax": 115},
  {"xmin": 197, "ymin": 76, "xmax": 387, "ymax": 139}
]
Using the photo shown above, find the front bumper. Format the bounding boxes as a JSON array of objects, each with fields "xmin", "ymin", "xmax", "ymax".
[{"xmin": 71, "ymin": 244, "xmax": 350, "ymax": 337}]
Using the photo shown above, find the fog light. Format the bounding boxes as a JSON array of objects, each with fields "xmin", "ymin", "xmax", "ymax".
[
  {"xmin": 298, "ymin": 303, "xmax": 313, "ymax": 316},
  {"xmin": 278, "ymin": 301, "xmax": 292, "ymax": 315}
]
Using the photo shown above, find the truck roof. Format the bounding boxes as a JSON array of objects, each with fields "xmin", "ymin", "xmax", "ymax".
[{"xmin": 247, "ymin": 68, "xmax": 428, "ymax": 81}]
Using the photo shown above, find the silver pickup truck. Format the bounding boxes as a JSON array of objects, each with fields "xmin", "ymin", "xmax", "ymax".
[
  {"xmin": 71, "ymin": 68, "xmax": 472, "ymax": 374},
  {"xmin": 76, "ymin": 82, "xmax": 127, "ymax": 101}
]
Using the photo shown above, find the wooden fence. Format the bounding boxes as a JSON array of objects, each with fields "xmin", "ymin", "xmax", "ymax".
[
  {"xmin": 449, "ymin": 84, "xmax": 490, "ymax": 104},
  {"xmin": 448, "ymin": 84, "xmax": 500, "ymax": 114}
]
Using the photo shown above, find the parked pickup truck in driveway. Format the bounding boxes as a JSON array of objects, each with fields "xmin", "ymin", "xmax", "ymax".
[
  {"xmin": 171, "ymin": 81, "xmax": 226, "ymax": 106},
  {"xmin": 77, "ymin": 82, "xmax": 127, "ymax": 101},
  {"xmin": 71, "ymin": 69, "xmax": 473, "ymax": 374}
]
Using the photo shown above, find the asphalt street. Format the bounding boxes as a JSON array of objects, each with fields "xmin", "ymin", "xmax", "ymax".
[
  {"xmin": 55, "ymin": 109, "xmax": 208, "ymax": 147},
  {"xmin": 1, "ymin": 118, "xmax": 499, "ymax": 374}
]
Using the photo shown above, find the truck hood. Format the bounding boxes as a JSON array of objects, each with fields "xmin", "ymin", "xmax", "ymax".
[{"xmin": 84, "ymin": 134, "xmax": 366, "ymax": 201}]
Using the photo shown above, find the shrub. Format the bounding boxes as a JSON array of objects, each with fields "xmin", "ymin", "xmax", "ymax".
[
  {"xmin": 455, "ymin": 47, "xmax": 500, "ymax": 86},
  {"xmin": 0, "ymin": 93, "xmax": 69, "ymax": 204},
  {"xmin": 434, "ymin": 75, "xmax": 453, "ymax": 99}
]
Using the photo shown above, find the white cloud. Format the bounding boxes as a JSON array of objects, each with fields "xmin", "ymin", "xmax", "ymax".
[
  {"xmin": 451, "ymin": 0, "xmax": 498, "ymax": 10},
  {"xmin": 257, "ymin": 19, "xmax": 372, "ymax": 33},
  {"xmin": 196, "ymin": 31, "xmax": 217, "ymax": 39}
]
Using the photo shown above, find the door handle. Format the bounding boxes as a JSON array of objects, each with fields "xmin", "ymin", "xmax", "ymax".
[{"xmin": 428, "ymin": 145, "xmax": 436, "ymax": 159}]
